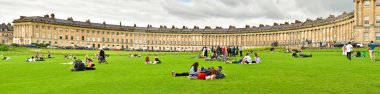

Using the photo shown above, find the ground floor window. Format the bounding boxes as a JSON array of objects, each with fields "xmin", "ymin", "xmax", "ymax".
[
  {"xmin": 364, "ymin": 32, "xmax": 369, "ymax": 41},
  {"xmin": 376, "ymin": 32, "xmax": 380, "ymax": 40}
]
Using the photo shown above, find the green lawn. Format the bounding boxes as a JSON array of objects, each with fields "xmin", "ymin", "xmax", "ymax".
[{"xmin": 0, "ymin": 47, "xmax": 380, "ymax": 94}]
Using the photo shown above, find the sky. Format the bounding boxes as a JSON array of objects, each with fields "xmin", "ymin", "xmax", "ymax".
[{"xmin": 0, "ymin": 0, "xmax": 353, "ymax": 28}]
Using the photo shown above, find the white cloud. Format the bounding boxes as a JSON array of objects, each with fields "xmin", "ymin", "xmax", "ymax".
[{"xmin": 0, "ymin": 0, "xmax": 353, "ymax": 28}]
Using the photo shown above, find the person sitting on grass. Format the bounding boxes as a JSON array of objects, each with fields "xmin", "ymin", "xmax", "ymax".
[
  {"xmin": 352, "ymin": 51, "xmax": 362, "ymax": 58},
  {"xmin": 292, "ymin": 50, "xmax": 298, "ymax": 58},
  {"xmin": 252, "ymin": 53, "xmax": 261, "ymax": 64},
  {"xmin": 85, "ymin": 59, "xmax": 95, "ymax": 70},
  {"xmin": 154, "ymin": 54, "xmax": 161, "ymax": 64},
  {"xmin": 215, "ymin": 66, "xmax": 225, "ymax": 79},
  {"xmin": 145, "ymin": 56, "xmax": 152, "ymax": 64},
  {"xmin": 37, "ymin": 55, "xmax": 45, "ymax": 61},
  {"xmin": 71, "ymin": 60, "xmax": 85, "ymax": 72},
  {"xmin": 172, "ymin": 62, "xmax": 199, "ymax": 77},
  {"xmin": 26, "ymin": 56, "xmax": 35, "ymax": 62},
  {"xmin": 241, "ymin": 54, "xmax": 252, "ymax": 64},
  {"xmin": 47, "ymin": 51, "xmax": 52, "ymax": 58}
]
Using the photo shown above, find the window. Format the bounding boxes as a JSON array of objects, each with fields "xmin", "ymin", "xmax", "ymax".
[
  {"xmin": 377, "ymin": 0, "xmax": 380, "ymax": 6},
  {"xmin": 376, "ymin": 32, "xmax": 380, "ymax": 40},
  {"xmin": 364, "ymin": 16, "xmax": 370, "ymax": 25},
  {"xmin": 35, "ymin": 33, "xmax": 39, "ymax": 38},
  {"xmin": 364, "ymin": 0, "xmax": 370, "ymax": 8},
  {"xmin": 82, "ymin": 36, "xmax": 85, "ymax": 41},
  {"xmin": 76, "ymin": 36, "xmax": 79, "ymax": 40},
  {"xmin": 377, "ymin": 16, "xmax": 380, "ymax": 24},
  {"xmin": 364, "ymin": 32, "xmax": 370, "ymax": 41},
  {"xmin": 59, "ymin": 35, "xmax": 62, "ymax": 39}
]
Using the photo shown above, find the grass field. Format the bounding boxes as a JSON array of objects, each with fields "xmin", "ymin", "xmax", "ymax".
[{"xmin": 0, "ymin": 47, "xmax": 380, "ymax": 94}]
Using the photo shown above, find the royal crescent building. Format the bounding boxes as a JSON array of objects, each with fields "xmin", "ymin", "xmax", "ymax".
[
  {"xmin": 0, "ymin": 23, "xmax": 13, "ymax": 44},
  {"xmin": 9, "ymin": 0, "xmax": 380, "ymax": 51}
]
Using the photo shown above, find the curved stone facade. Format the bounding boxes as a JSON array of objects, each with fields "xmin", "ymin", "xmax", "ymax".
[{"xmin": 11, "ymin": 0, "xmax": 380, "ymax": 51}]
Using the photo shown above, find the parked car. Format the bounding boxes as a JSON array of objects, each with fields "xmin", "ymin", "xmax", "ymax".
[
  {"xmin": 352, "ymin": 42, "xmax": 364, "ymax": 48},
  {"xmin": 102, "ymin": 47, "xmax": 110, "ymax": 50},
  {"xmin": 26, "ymin": 44, "xmax": 40, "ymax": 48},
  {"xmin": 47, "ymin": 46, "xmax": 58, "ymax": 49},
  {"xmin": 85, "ymin": 47, "xmax": 95, "ymax": 50},
  {"xmin": 333, "ymin": 42, "xmax": 347, "ymax": 47},
  {"xmin": 74, "ymin": 46, "xmax": 85, "ymax": 50},
  {"xmin": 64, "ymin": 46, "xmax": 73, "ymax": 49},
  {"xmin": 374, "ymin": 42, "xmax": 380, "ymax": 47}
]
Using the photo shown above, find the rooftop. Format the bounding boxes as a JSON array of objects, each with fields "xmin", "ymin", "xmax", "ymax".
[{"xmin": 13, "ymin": 12, "xmax": 354, "ymax": 34}]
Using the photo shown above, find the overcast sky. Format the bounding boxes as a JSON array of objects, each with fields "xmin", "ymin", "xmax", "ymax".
[{"xmin": 0, "ymin": 0, "xmax": 353, "ymax": 28}]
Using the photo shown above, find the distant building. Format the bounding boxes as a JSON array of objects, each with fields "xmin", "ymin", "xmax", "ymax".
[
  {"xmin": 0, "ymin": 23, "xmax": 13, "ymax": 44},
  {"xmin": 9, "ymin": 0, "xmax": 380, "ymax": 51}
]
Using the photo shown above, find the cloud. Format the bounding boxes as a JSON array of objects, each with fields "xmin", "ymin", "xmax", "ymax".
[{"xmin": 0, "ymin": 0, "xmax": 353, "ymax": 28}]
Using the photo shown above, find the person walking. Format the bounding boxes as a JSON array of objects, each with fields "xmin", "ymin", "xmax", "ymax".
[
  {"xmin": 368, "ymin": 41, "xmax": 376, "ymax": 61},
  {"xmin": 345, "ymin": 42, "xmax": 354, "ymax": 61}
]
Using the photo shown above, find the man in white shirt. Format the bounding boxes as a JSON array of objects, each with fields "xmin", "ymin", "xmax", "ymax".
[
  {"xmin": 345, "ymin": 42, "xmax": 354, "ymax": 60},
  {"xmin": 241, "ymin": 54, "xmax": 252, "ymax": 64}
]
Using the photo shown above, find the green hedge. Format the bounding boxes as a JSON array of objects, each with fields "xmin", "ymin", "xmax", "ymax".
[{"xmin": 0, "ymin": 44, "xmax": 9, "ymax": 51}]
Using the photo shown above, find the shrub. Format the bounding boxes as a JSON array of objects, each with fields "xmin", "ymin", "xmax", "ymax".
[
  {"xmin": 0, "ymin": 44, "xmax": 9, "ymax": 51},
  {"xmin": 10, "ymin": 43, "xmax": 19, "ymax": 47}
]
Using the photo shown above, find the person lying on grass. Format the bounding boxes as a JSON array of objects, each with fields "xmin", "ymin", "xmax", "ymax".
[
  {"xmin": 352, "ymin": 51, "xmax": 365, "ymax": 58},
  {"xmin": 172, "ymin": 63, "xmax": 226, "ymax": 80},
  {"xmin": 195, "ymin": 66, "xmax": 225, "ymax": 80},
  {"xmin": 172, "ymin": 62, "xmax": 199, "ymax": 77},
  {"xmin": 296, "ymin": 50, "xmax": 312, "ymax": 58},
  {"xmin": 26, "ymin": 56, "xmax": 36, "ymax": 62},
  {"xmin": 2, "ymin": 56, "xmax": 10, "ymax": 60},
  {"xmin": 228, "ymin": 53, "xmax": 260, "ymax": 64},
  {"xmin": 129, "ymin": 54, "xmax": 141, "ymax": 58}
]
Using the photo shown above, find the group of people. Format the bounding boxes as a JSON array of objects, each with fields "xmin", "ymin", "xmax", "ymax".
[
  {"xmin": 207, "ymin": 46, "xmax": 243, "ymax": 57},
  {"xmin": 26, "ymin": 51, "xmax": 47, "ymax": 62},
  {"xmin": 64, "ymin": 54, "xmax": 76, "ymax": 60},
  {"xmin": 71, "ymin": 57, "xmax": 95, "ymax": 71},
  {"xmin": 172, "ymin": 62, "xmax": 225, "ymax": 80},
  {"xmin": 71, "ymin": 49, "xmax": 107, "ymax": 71},
  {"xmin": 129, "ymin": 54, "xmax": 141, "ymax": 58},
  {"xmin": 230, "ymin": 53, "xmax": 261, "ymax": 64},
  {"xmin": 343, "ymin": 41, "xmax": 376, "ymax": 61},
  {"xmin": 145, "ymin": 54, "xmax": 161, "ymax": 64},
  {"xmin": 291, "ymin": 49, "xmax": 312, "ymax": 58}
]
